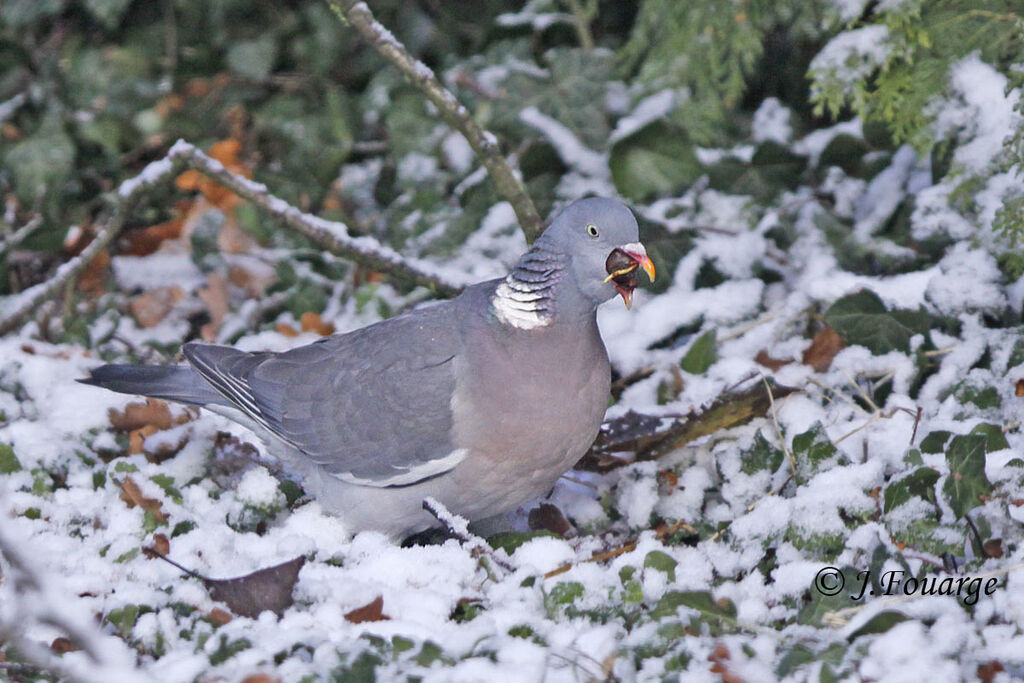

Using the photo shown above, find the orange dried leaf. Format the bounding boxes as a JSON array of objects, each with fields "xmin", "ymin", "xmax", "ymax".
[
  {"xmin": 119, "ymin": 477, "xmax": 166, "ymax": 524},
  {"xmin": 344, "ymin": 596, "xmax": 389, "ymax": 624},
  {"xmin": 802, "ymin": 327, "xmax": 845, "ymax": 372},
  {"xmin": 151, "ymin": 533, "xmax": 170, "ymax": 557},
  {"xmin": 130, "ymin": 286, "xmax": 186, "ymax": 328},
  {"xmin": 208, "ymin": 607, "xmax": 233, "ymax": 626},
  {"xmin": 300, "ymin": 312, "xmax": 335, "ymax": 336},
  {"xmin": 275, "ymin": 323, "xmax": 299, "ymax": 338},
  {"xmin": 109, "ymin": 399, "xmax": 176, "ymax": 432},
  {"xmin": 240, "ymin": 676, "xmax": 280, "ymax": 683},
  {"xmin": 754, "ymin": 350, "xmax": 789, "ymax": 372},
  {"xmin": 51, "ymin": 637, "xmax": 79, "ymax": 654},
  {"xmin": 1015, "ymin": 379, "xmax": 1024, "ymax": 397}
]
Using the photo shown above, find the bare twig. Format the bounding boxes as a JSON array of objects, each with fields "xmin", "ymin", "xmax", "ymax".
[
  {"xmin": 0, "ymin": 153, "xmax": 187, "ymax": 337},
  {"xmin": 762, "ymin": 376, "xmax": 797, "ymax": 476},
  {"xmin": 543, "ymin": 519, "xmax": 695, "ymax": 578},
  {"xmin": 423, "ymin": 497, "xmax": 513, "ymax": 578},
  {"xmin": 562, "ymin": 0, "xmax": 596, "ymax": 50},
  {"xmin": 0, "ymin": 139, "xmax": 468, "ymax": 336},
  {"xmin": 326, "ymin": 0, "xmax": 544, "ymax": 243},
  {"xmin": 168, "ymin": 141, "xmax": 467, "ymax": 296},
  {"xmin": 0, "ymin": 215, "xmax": 43, "ymax": 256}
]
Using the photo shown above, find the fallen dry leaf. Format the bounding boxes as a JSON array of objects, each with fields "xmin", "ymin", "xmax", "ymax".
[
  {"xmin": 77, "ymin": 249, "xmax": 110, "ymax": 297},
  {"xmin": 802, "ymin": 326, "xmax": 845, "ymax": 372},
  {"xmin": 151, "ymin": 533, "xmax": 170, "ymax": 557},
  {"xmin": 754, "ymin": 350, "xmax": 789, "ymax": 372},
  {"xmin": 121, "ymin": 213, "xmax": 186, "ymax": 256},
  {"xmin": 344, "ymin": 596, "xmax": 390, "ymax": 624},
  {"xmin": 708, "ymin": 642, "xmax": 743, "ymax": 683},
  {"xmin": 240, "ymin": 676, "xmax": 281, "ymax": 683},
  {"xmin": 204, "ymin": 556, "xmax": 306, "ymax": 618},
  {"xmin": 300, "ymin": 311, "xmax": 335, "ymax": 336},
  {"xmin": 50, "ymin": 637, "xmax": 79, "ymax": 654},
  {"xmin": 275, "ymin": 323, "xmax": 299, "ymax": 338},
  {"xmin": 199, "ymin": 271, "xmax": 230, "ymax": 341},
  {"xmin": 109, "ymin": 398, "xmax": 182, "ymax": 432},
  {"xmin": 130, "ymin": 286, "xmax": 186, "ymax": 328},
  {"xmin": 978, "ymin": 661, "xmax": 1005, "ymax": 683},
  {"xmin": 208, "ymin": 607, "xmax": 233, "ymax": 626},
  {"xmin": 119, "ymin": 477, "xmax": 166, "ymax": 524},
  {"xmin": 983, "ymin": 538, "xmax": 1004, "ymax": 559},
  {"xmin": 528, "ymin": 503, "xmax": 571, "ymax": 537},
  {"xmin": 1016, "ymin": 379, "xmax": 1024, "ymax": 397}
]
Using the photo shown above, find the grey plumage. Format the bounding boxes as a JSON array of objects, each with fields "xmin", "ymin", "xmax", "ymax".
[{"xmin": 80, "ymin": 197, "xmax": 652, "ymax": 538}]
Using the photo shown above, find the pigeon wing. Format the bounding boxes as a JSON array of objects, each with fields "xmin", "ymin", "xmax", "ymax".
[{"xmin": 184, "ymin": 303, "xmax": 465, "ymax": 487}]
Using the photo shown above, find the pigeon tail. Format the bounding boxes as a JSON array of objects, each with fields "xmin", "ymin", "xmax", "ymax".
[{"xmin": 78, "ymin": 364, "xmax": 227, "ymax": 407}]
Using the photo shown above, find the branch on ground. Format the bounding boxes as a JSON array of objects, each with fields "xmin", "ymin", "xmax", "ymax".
[
  {"xmin": 0, "ymin": 140, "xmax": 467, "ymax": 336},
  {"xmin": 326, "ymin": 0, "xmax": 544, "ymax": 243},
  {"xmin": 578, "ymin": 381, "xmax": 801, "ymax": 471}
]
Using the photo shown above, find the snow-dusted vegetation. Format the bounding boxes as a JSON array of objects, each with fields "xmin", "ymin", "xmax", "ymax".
[{"xmin": 1, "ymin": 0, "xmax": 1023, "ymax": 680}]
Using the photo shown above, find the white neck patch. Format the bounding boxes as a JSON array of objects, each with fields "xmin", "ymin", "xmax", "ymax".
[{"xmin": 492, "ymin": 278, "xmax": 552, "ymax": 330}]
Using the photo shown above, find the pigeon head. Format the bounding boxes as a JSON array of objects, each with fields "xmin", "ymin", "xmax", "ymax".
[{"xmin": 539, "ymin": 197, "xmax": 655, "ymax": 310}]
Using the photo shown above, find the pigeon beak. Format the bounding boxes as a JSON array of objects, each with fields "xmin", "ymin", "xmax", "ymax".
[{"xmin": 604, "ymin": 242, "xmax": 655, "ymax": 309}]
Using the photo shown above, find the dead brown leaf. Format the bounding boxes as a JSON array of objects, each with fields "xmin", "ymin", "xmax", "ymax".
[
  {"xmin": 198, "ymin": 272, "xmax": 230, "ymax": 341},
  {"xmin": 1016, "ymin": 379, "xmax": 1024, "ymax": 397},
  {"xmin": 151, "ymin": 533, "xmax": 170, "ymax": 557},
  {"xmin": 527, "ymin": 503, "xmax": 571, "ymax": 537},
  {"xmin": 978, "ymin": 661, "xmax": 1005, "ymax": 683},
  {"xmin": 344, "ymin": 595, "xmax": 390, "ymax": 624},
  {"xmin": 50, "ymin": 637, "xmax": 79, "ymax": 654},
  {"xmin": 802, "ymin": 327, "xmax": 845, "ymax": 372},
  {"xmin": 77, "ymin": 249, "xmax": 110, "ymax": 297},
  {"xmin": 300, "ymin": 312, "xmax": 335, "ymax": 336},
  {"xmin": 709, "ymin": 642, "xmax": 744, "ymax": 683},
  {"xmin": 119, "ymin": 477, "xmax": 166, "ymax": 524},
  {"xmin": 205, "ymin": 556, "xmax": 306, "ymax": 618},
  {"xmin": 240, "ymin": 675, "xmax": 280, "ymax": 683},
  {"xmin": 983, "ymin": 538, "xmax": 1004, "ymax": 559},
  {"xmin": 130, "ymin": 286, "xmax": 186, "ymax": 328},
  {"xmin": 275, "ymin": 323, "xmax": 299, "ymax": 338},
  {"xmin": 110, "ymin": 399, "xmax": 176, "ymax": 432},
  {"xmin": 754, "ymin": 349, "xmax": 789, "ymax": 372},
  {"xmin": 208, "ymin": 607, "xmax": 233, "ymax": 626}
]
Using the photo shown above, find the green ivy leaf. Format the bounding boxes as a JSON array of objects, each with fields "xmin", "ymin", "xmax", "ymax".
[
  {"xmin": 791, "ymin": 422, "xmax": 840, "ymax": 478},
  {"xmin": 848, "ymin": 610, "xmax": 909, "ymax": 641},
  {"xmin": 824, "ymin": 289, "xmax": 930, "ymax": 354},
  {"xmin": 883, "ymin": 467, "xmax": 939, "ymax": 513},
  {"xmin": 0, "ymin": 443, "xmax": 21, "ymax": 474},
  {"xmin": 643, "ymin": 550, "xmax": 678, "ymax": 582},
  {"xmin": 680, "ymin": 329, "xmax": 717, "ymax": 374},
  {"xmin": 609, "ymin": 120, "xmax": 702, "ymax": 202},
  {"xmin": 942, "ymin": 434, "xmax": 992, "ymax": 519},
  {"xmin": 650, "ymin": 590, "xmax": 736, "ymax": 621},
  {"xmin": 740, "ymin": 431, "xmax": 784, "ymax": 475},
  {"xmin": 227, "ymin": 34, "xmax": 279, "ymax": 81}
]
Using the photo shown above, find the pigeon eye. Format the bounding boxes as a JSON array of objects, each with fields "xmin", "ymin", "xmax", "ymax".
[{"xmin": 586, "ymin": 224, "xmax": 600, "ymax": 238}]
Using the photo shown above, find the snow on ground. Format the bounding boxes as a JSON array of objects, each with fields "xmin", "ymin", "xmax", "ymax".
[{"xmin": 3, "ymin": 71, "xmax": 1024, "ymax": 683}]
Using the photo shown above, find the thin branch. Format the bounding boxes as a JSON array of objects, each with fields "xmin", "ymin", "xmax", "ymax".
[
  {"xmin": 0, "ymin": 153, "xmax": 187, "ymax": 337},
  {"xmin": 0, "ymin": 215, "xmax": 43, "ymax": 257},
  {"xmin": 562, "ymin": 0, "xmax": 596, "ymax": 50},
  {"xmin": 0, "ymin": 139, "xmax": 468, "ymax": 336},
  {"xmin": 169, "ymin": 141, "xmax": 467, "ymax": 296},
  {"xmin": 326, "ymin": 0, "xmax": 544, "ymax": 243}
]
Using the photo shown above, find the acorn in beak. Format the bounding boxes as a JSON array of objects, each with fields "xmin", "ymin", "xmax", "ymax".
[{"xmin": 604, "ymin": 242, "xmax": 655, "ymax": 309}]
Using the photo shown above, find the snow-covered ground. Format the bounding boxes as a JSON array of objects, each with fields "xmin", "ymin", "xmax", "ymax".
[{"xmin": 2, "ymin": 27, "xmax": 1024, "ymax": 683}]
